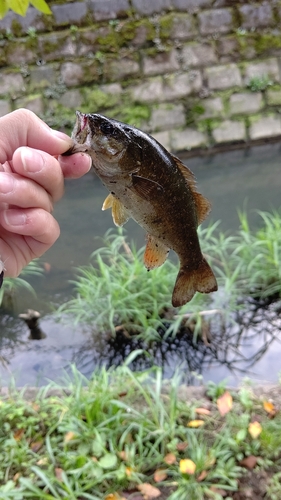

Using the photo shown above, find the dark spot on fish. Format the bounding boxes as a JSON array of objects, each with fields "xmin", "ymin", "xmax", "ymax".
[
  {"xmin": 152, "ymin": 217, "xmax": 163, "ymax": 224},
  {"xmin": 0, "ymin": 271, "xmax": 3, "ymax": 288},
  {"xmin": 100, "ymin": 122, "xmax": 114, "ymax": 135},
  {"xmin": 109, "ymin": 180, "xmax": 117, "ymax": 184},
  {"xmin": 111, "ymin": 191, "xmax": 115, "ymax": 195}
]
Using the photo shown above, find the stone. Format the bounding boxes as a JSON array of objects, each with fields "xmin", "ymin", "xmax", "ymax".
[
  {"xmin": 30, "ymin": 65, "xmax": 57, "ymax": 88},
  {"xmin": 52, "ymin": 2, "xmax": 88, "ymax": 25},
  {"xmin": 238, "ymin": 3, "xmax": 274, "ymax": 30},
  {"xmin": 149, "ymin": 104, "xmax": 186, "ymax": 132},
  {"xmin": 229, "ymin": 93, "xmax": 263, "ymax": 115},
  {"xmin": 132, "ymin": 77, "xmax": 164, "ymax": 103},
  {"xmin": 104, "ymin": 56, "xmax": 139, "ymax": 81},
  {"xmin": 60, "ymin": 89, "xmax": 82, "ymax": 108},
  {"xmin": 61, "ymin": 62, "xmax": 84, "ymax": 86},
  {"xmin": 170, "ymin": 14, "xmax": 197, "ymax": 40},
  {"xmin": 217, "ymin": 36, "xmax": 239, "ymax": 59},
  {"xmin": 181, "ymin": 43, "xmax": 217, "ymax": 68},
  {"xmin": 200, "ymin": 97, "xmax": 224, "ymax": 119},
  {"xmin": 171, "ymin": 128, "xmax": 208, "ymax": 151},
  {"xmin": 100, "ymin": 83, "xmax": 122, "ymax": 95},
  {"xmin": 151, "ymin": 130, "xmax": 171, "ymax": 151},
  {"xmin": 172, "ymin": 0, "xmax": 211, "ymax": 12},
  {"xmin": 198, "ymin": 8, "xmax": 233, "ymax": 36},
  {"xmin": 249, "ymin": 116, "xmax": 281, "ymax": 140},
  {"xmin": 0, "ymin": 7, "xmax": 45, "ymax": 34},
  {"xmin": 205, "ymin": 64, "xmax": 242, "ymax": 90},
  {"xmin": 89, "ymin": 0, "xmax": 130, "ymax": 20},
  {"xmin": 0, "ymin": 72, "xmax": 25, "ymax": 97},
  {"xmin": 131, "ymin": 0, "xmax": 171, "ymax": 15},
  {"xmin": 143, "ymin": 50, "xmax": 180, "ymax": 76},
  {"xmin": 163, "ymin": 71, "xmax": 202, "ymax": 100},
  {"xmin": 6, "ymin": 43, "xmax": 37, "ymax": 65},
  {"xmin": 39, "ymin": 33, "xmax": 76, "ymax": 62},
  {"xmin": 267, "ymin": 90, "xmax": 281, "ymax": 106},
  {"xmin": 244, "ymin": 59, "xmax": 280, "ymax": 85},
  {"xmin": 15, "ymin": 95, "xmax": 43, "ymax": 114},
  {"xmin": 0, "ymin": 99, "xmax": 11, "ymax": 117},
  {"xmin": 212, "ymin": 120, "xmax": 246, "ymax": 143}
]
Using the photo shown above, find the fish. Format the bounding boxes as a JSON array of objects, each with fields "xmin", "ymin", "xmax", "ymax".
[
  {"xmin": 0, "ymin": 258, "xmax": 4, "ymax": 289},
  {"xmin": 67, "ymin": 111, "xmax": 218, "ymax": 307}
]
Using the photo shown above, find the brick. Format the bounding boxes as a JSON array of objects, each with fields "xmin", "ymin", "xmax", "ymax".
[
  {"xmin": 30, "ymin": 65, "xmax": 57, "ymax": 88},
  {"xmin": 15, "ymin": 95, "xmax": 43, "ymax": 114},
  {"xmin": 131, "ymin": 0, "xmax": 171, "ymax": 15},
  {"xmin": 244, "ymin": 59, "xmax": 280, "ymax": 85},
  {"xmin": 132, "ymin": 77, "xmax": 163, "ymax": 103},
  {"xmin": 143, "ymin": 50, "xmax": 180, "ymax": 76},
  {"xmin": 249, "ymin": 116, "xmax": 281, "ymax": 140},
  {"xmin": 39, "ymin": 33, "xmax": 76, "ymax": 62},
  {"xmin": 238, "ymin": 3, "xmax": 274, "ymax": 30},
  {"xmin": 205, "ymin": 64, "xmax": 242, "ymax": 90},
  {"xmin": 163, "ymin": 71, "xmax": 202, "ymax": 100},
  {"xmin": 267, "ymin": 90, "xmax": 281, "ymax": 106},
  {"xmin": 198, "ymin": 8, "xmax": 233, "ymax": 36},
  {"xmin": 171, "ymin": 128, "xmax": 208, "ymax": 151},
  {"xmin": 104, "ymin": 56, "xmax": 139, "ymax": 81},
  {"xmin": 229, "ymin": 92, "xmax": 263, "ymax": 115},
  {"xmin": 200, "ymin": 97, "xmax": 224, "ymax": 119},
  {"xmin": 60, "ymin": 89, "xmax": 82, "ymax": 108},
  {"xmin": 100, "ymin": 83, "xmax": 122, "ymax": 95},
  {"xmin": 217, "ymin": 36, "xmax": 239, "ymax": 59},
  {"xmin": 149, "ymin": 104, "xmax": 186, "ymax": 132},
  {"xmin": 169, "ymin": 14, "xmax": 197, "ymax": 40},
  {"xmin": 0, "ymin": 99, "xmax": 11, "ymax": 117},
  {"xmin": 152, "ymin": 130, "xmax": 171, "ymax": 151},
  {"xmin": 181, "ymin": 43, "xmax": 217, "ymax": 68},
  {"xmin": 172, "ymin": 0, "xmax": 211, "ymax": 12},
  {"xmin": 212, "ymin": 120, "xmax": 246, "ymax": 143},
  {"xmin": 0, "ymin": 72, "xmax": 24, "ymax": 96},
  {"xmin": 6, "ymin": 42, "xmax": 37, "ymax": 65},
  {"xmin": 0, "ymin": 7, "xmax": 45, "ymax": 34},
  {"xmin": 61, "ymin": 62, "xmax": 84, "ymax": 86},
  {"xmin": 89, "ymin": 0, "xmax": 129, "ymax": 20},
  {"xmin": 52, "ymin": 2, "xmax": 88, "ymax": 25}
]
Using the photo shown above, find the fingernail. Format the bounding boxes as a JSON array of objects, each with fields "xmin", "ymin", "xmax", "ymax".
[
  {"xmin": 0, "ymin": 173, "xmax": 14, "ymax": 194},
  {"xmin": 21, "ymin": 148, "xmax": 45, "ymax": 173},
  {"xmin": 4, "ymin": 209, "xmax": 27, "ymax": 226},
  {"xmin": 51, "ymin": 129, "xmax": 73, "ymax": 144}
]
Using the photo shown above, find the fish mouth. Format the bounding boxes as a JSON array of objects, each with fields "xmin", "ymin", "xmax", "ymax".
[{"xmin": 62, "ymin": 111, "xmax": 90, "ymax": 156}]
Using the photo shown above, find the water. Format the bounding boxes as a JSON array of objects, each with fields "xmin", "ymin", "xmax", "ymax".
[{"xmin": 1, "ymin": 141, "xmax": 281, "ymax": 386}]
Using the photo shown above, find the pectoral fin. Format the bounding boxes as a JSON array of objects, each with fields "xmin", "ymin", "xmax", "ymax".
[
  {"xmin": 144, "ymin": 234, "xmax": 169, "ymax": 270},
  {"xmin": 130, "ymin": 174, "xmax": 163, "ymax": 200},
  {"xmin": 102, "ymin": 193, "xmax": 130, "ymax": 227}
]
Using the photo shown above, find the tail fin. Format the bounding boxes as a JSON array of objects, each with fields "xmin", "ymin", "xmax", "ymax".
[{"xmin": 172, "ymin": 258, "xmax": 217, "ymax": 307}]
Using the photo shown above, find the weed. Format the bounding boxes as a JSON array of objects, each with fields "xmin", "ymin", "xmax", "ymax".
[
  {"xmin": 247, "ymin": 75, "xmax": 273, "ymax": 92},
  {"xmin": 0, "ymin": 260, "xmax": 43, "ymax": 308}
]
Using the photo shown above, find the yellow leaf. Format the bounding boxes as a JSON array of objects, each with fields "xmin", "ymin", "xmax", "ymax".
[
  {"xmin": 217, "ymin": 391, "xmax": 233, "ymax": 416},
  {"xmin": 7, "ymin": 0, "xmax": 29, "ymax": 16},
  {"xmin": 154, "ymin": 469, "xmax": 167, "ymax": 482},
  {"xmin": 263, "ymin": 400, "xmax": 277, "ymax": 417},
  {"xmin": 248, "ymin": 421, "xmax": 262, "ymax": 439},
  {"xmin": 137, "ymin": 483, "xmax": 161, "ymax": 498},
  {"xmin": 37, "ymin": 457, "xmax": 48, "ymax": 466},
  {"xmin": 105, "ymin": 494, "xmax": 126, "ymax": 500},
  {"xmin": 64, "ymin": 431, "xmax": 76, "ymax": 443},
  {"xmin": 125, "ymin": 466, "xmax": 133, "ymax": 477},
  {"xmin": 30, "ymin": 0, "xmax": 52, "ymax": 14},
  {"xmin": 179, "ymin": 459, "xmax": 196, "ymax": 475},
  {"xmin": 187, "ymin": 419, "xmax": 204, "ymax": 428},
  {"xmin": 164, "ymin": 452, "xmax": 177, "ymax": 465}
]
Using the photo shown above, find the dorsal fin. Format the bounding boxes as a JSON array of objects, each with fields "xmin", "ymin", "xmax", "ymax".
[{"xmin": 172, "ymin": 155, "xmax": 211, "ymax": 225}]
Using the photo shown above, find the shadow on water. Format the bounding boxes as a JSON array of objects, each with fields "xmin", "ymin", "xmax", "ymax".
[{"xmin": 1, "ymin": 141, "xmax": 281, "ymax": 385}]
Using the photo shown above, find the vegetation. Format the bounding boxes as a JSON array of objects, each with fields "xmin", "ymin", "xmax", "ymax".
[
  {"xmin": 0, "ymin": 0, "xmax": 51, "ymax": 19},
  {"xmin": 0, "ymin": 363, "xmax": 280, "ymax": 499},
  {"xmin": 59, "ymin": 209, "xmax": 281, "ymax": 341},
  {"xmin": 247, "ymin": 75, "xmax": 273, "ymax": 92},
  {"xmin": 0, "ymin": 260, "xmax": 43, "ymax": 308}
]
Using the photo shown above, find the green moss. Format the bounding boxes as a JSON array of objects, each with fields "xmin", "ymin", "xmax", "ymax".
[
  {"xmin": 159, "ymin": 14, "xmax": 174, "ymax": 40},
  {"xmin": 81, "ymin": 87, "xmax": 120, "ymax": 110},
  {"xmin": 109, "ymin": 103, "xmax": 151, "ymax": 128},
  {"xmin": 120, "ymin": 18, "xmax": 155, "ymax": 44},
  {"xmin": 95, "ymin": 27, "xmax": 122, "ymax": 51},
  {"xmin": 254, "ymin": 33, "xmax": 281, "ymax": 54}
]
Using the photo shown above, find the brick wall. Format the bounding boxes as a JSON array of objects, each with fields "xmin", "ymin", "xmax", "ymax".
[{"xmin": 1, "ymin": 0, "xmax": 281, "ymax": 153}]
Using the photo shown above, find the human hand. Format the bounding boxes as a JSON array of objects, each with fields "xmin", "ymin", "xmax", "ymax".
[{"xmin": 0, "ymin": 109, "xmax": 91, "ymax": 278}]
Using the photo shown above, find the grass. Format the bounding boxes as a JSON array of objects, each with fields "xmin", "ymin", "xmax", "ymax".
[
  {"xmin": 58, "ymin": 209, "xmax": 281, "ymax": 342},
  {"xmin": 0, "ymin": 260, "xmax": 44, "ymax": 308},
  {"xmin": 0, "ymin": 363, "xmax": 281, "ymax": 499}
]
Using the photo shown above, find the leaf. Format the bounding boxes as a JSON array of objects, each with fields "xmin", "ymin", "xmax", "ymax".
[
  {"xmin": 105, "ymin": 494, "xmax": 126, "ymax": 500},
  {"xmin": 263, "ymin": 400, "xmax": 278, "ymax": 418},
  {"xmin": 179, "ymin": 459, "xmax": 196, "ymax": 475},
  {"xmin": 64, "ymin": 431, "xmax": 76, "ymax": 443},
  {"xmin": 176, "ymin": 441, "xmax": 188, "ymax": 452},
  {"xmin": 125, "ymin": 466, "xmax": 133, "ymax": 477},
  {"xmin": 7, "ymin": 0, "xmax": 29, "ymax": 16},
  {"xmin": 118, "ymin": 450, "xmax": 128, "ymax": 461},
  {"xmin": 239, "ymin": 455, "xmax": 258, "ymax": 469},
  {"xmin": 30, "ymin": 441, "xmax": 43, "ymax": 453},
  {"xmin": 137, "ymin": 483, "xmax": 161, "ymax": 498},
  {"xmin": 187, "ymin": 419, "xmax": 204, "ymax": 428},
  {"xmin": 30, "ymin": 0, "xmax": 51, "ymax": 14},
  {"xmin": 153, "ymin": 469, "xmax": 167, "ymax": 482},
  {"xmin": 217, "ymin": 391, "xmax": 233, "ymax": 416},
  {"xmin": 195, "ymin": 407, "xmax": 211, "ymax": 416},
  {"xmin": 164, "ymin": 452, "xmax": 177, "ymax": 465},
  {"xmin": 248, "ymin": 421, "xmax": 262, "ymax": 439},
  {"xmin": 197, "ymin": 470, "xmax": 208, "ymax": 482},
  {"xmin": 13, "ymin": 428, "xmax": 24, "ymax": 441},
  {"xmin": 99, "ymin": 453, "xmax": 118, "ymax": 469},
  {"xmin": 0, "ymin": 0, "xmax": 9, "ymax": 19},
  {"xmin": 55, "ymin": 467, "xmax": 63, "ymax": 482}
]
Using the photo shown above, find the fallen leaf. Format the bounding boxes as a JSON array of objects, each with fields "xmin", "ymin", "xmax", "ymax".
[
  {"xmin": 64, "ymin": 431, "xmax": 76, "ymax": 443},
  {"xmin": 209, "ymin": 486, "xmax": 228, "ymax": 497},
  {"xmin": 197, "ymin": 470, "xmax": 208, "ymax": 482},
  {"xmin": 179, "ymin": 459, "xmax": 196, "ymax": 475},
  {"xmin": 239, "ymin": 455, "xmax": 258, "ymax": 469},
  {"xmin": 37, "ymin": 457, "xmax": 48, "ymax": 466},
  {"xmin": 248, "ymin": 421, "xmax": 262, "ymax": 439},
  {"xmin": 263, "ymin": 400, "xmax": 278, "ymax": 418},
  {"xmin": 118, "ymin": 391, "xmax": 127, "ymax": 397},
  {"xmin": 105, "ymin": 494, "xmax": 126, "ymax": 500},
  {"xmin": 217, "ymin": 391, "xmax": 233, "ymax": 417},
  {"xmin": 30, "ymin": 441, "xmax": 43, "ymax": 453},
  {"xmin": 187, "ymin": 419, "xmax": 204, "ymax": 428},
  {"xmin": 137, "ymin": 483, "xmax": 161, "ymax": 498},
  {"xmin": 164, "ymin": 452, "xmax": 177, "ymax": 465},
  {"xmin": 195, "ymin": 407, "xmax": 211, "ymax": 416},
  {"xmin": 55, "ymin": 467, "xmax": 63, "ymax": 482},
  {"xmin": 13, "ymin": 472, "xmax": 21, "ymax": 482},
  {"xmin": 13, "ymin": 428, "xmax": 24, "ymax": 441},
  {"xmin": 32, "ymin": 402, "xmax": 40, "ymax": 412},
  {"xmin": 176, "ymin": 441, "xmax": 188, "ymax": 452},
  {"xmin": 153, "ymin": 469, "xmax": 167, "ymax": 482}
]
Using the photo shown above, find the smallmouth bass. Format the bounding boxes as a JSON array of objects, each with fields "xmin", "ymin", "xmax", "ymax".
[{"xmin": 67, "ymin": 111, "xmax": 217, "ymax": 307}]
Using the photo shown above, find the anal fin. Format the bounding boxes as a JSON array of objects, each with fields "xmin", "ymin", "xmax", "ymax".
[
  {"xmin": 172, "ymin": 257, "xmax": 217, "ymax": 307},
  {"xmin": 102, "ymin": 193, "xmax": 130, "ymax": 227},
  {"xmin": 144, "ymin": 234, "xmax": 169, "ymax": 270}
]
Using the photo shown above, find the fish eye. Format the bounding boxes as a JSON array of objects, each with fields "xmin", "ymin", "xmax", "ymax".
[{"xmin": 100, "ymin": 122, "xmax": 114, "ymax": 135}]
